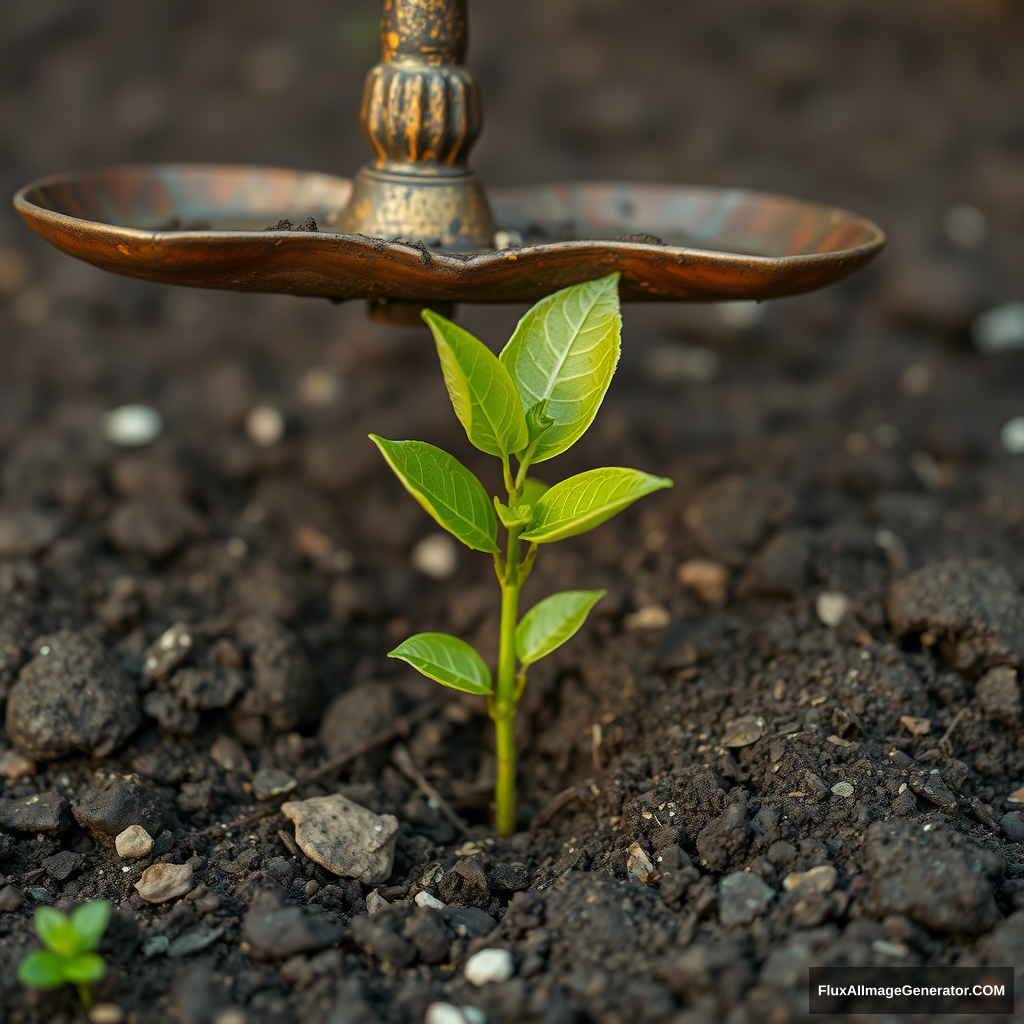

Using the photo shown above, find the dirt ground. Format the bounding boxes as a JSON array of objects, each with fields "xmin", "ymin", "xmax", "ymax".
[{"xmin": 3, "ymin": 1, "xmax": 1024, "ymax": 1022}]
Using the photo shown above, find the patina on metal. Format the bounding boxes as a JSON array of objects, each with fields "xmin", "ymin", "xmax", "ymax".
[
  {"xmin": 337, "ymin": 0, "xmax": 496, "ymax": 251},
  {"xmin": 12, "ymin": 0, "xmax": 886, "ymax": 317}
]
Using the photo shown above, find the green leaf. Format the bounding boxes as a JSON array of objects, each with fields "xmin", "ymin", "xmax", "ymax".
[
  {"xmin": 35, "ymin": 907, "xmax": 80, "ymax": 957},
  {"xmin": 519, "ymin": 477, "xmax": 549, "ymax": 506},
  {"xmin": 423, "ymin": 310, "xmax": 529, "ymax": 458},
  {"xmin": 389, "ymin": 633, "xmax": 493, "ymax": 695},
  {"xmin": 521, "ymin": 467, "xmax": 673, "ymax": 543},
  {"xmin": 494, "ymin": 498, "xmax": 533, "ymax": 530},
  {"xmin": 517, "ymin": 590, "xmax": 606, "ymax": 667},
  {"xmin": 370, "ymin": 436, "xmax": 499, "ymax": 553},
  {"xmin": 500, "ymin": 273, "xmax": 621, "ymax": 463},
  {"xmin": 70, "ymin": 902, "xmax": 111, "ymax": 953},
  {"xmin": 62, "ymin": 953, "xmax": 106, "ymax": 984},
  {"xmin": 18, "ymin": 950, "xmax": 67, "ymax": 989}
]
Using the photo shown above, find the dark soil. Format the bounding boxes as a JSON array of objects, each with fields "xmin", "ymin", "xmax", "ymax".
[{"xmin": 4, "ymin": 1, "xmax": 1024, "ymax": 1022}]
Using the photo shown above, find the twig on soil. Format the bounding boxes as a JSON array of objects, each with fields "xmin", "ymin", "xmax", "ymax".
[
  {"xmin": 530, "ymin": 785, "xmax": 592, "ymax": 834},
  {"xmin": 197, "ymin": 693, "xmax": 451, "ymax": 838},
  {"xmin": 391, "ymin": 742, "xmax": 472, "ymax": 838},
  {"xmin": 938, "ymin": 706, "xmax": 968, "ymax": 754}
]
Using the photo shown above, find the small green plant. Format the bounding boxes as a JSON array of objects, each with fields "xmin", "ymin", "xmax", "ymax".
[
  {"xmin": 17, "ymin": 900, "xmax": 111, "ymax": 1009},
  {"xmin": 370, "ymin": 273, "xmax": 672, "ymax": 835}
]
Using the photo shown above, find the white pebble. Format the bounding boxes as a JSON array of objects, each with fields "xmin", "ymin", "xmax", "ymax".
[
  {"xmin": 425, "ymin": 1005, "xmax": 469, "ymax": 1024},
  {"xmin": 100, "ymin": 405, "xmax": 163, "ymax": 447},
  {"xmin": 115, "ymin": 825, "xmax": 154, "ymax": 859},
  {"xmin": 415, "ymin": 890, "xmax": 445, "ymax": 910},
  {"xmin": 464, "ymin": 948, "xmax": 514, "ymax": 986},
  {"xmin": 493, "ymin": 230, "xmax": 522, "ymax": 250},
  {"xmin": 246, "ymin": 405, "xmax": 285, "ymax": 446},
  {"xmin": 1003, "ymin": 418, "xmax": 1024, "ymax": 454},
  {"xmin": 943, "ymin": 203, "xmax": 987, "ymax": 250},
  {"xmin": 973, "ymin": 302, "xmax": 1024, "ymax": 354},
  {"xmin": 365, "ymin": 890, "xmax": 389, "ymax": 916},
  {"xmin": 831, "ymin": 782, "xmax": 855, "ymax": 798},
  {"xmin": 87, "ymin": 1005, "xmax": 125, "ymax": 1024},
  {"xmin": 411, "ymin": 534, "xmax": 457, "ymax": 579},
  {"xmin": 816, "ymin": 591, "xmax": 850, "ymax": 628},
  {"xmin": 624, "ymin": 604, "xmax": 671, "ymax": 631}
]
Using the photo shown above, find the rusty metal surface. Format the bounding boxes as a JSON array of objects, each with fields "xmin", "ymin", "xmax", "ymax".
[
  {"xmin": 14, "ymin": 164, "xmax": 885, "ymax": 303},
  {"xmin": 337, "ymin": 0, "xmax": 496, "ymax": 249}
]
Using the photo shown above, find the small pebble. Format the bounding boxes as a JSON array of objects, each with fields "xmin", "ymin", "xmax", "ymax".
[
  {"xmin": 718, "ymin": 872, "xmax": 775, "ymax": 927},
  {"xmin": 943, "ymin": 203, "xmax": 988, "ymax": 250},
  {"xmin": 142, "ymin": 934, "xmax": 170, "ymax": 958},
  {"xmin": 366, "ymin": 890, "xmax": 389, "ymax": 915},
  {"xmin": 782, "ymin": 865, "xmax": 837, "ymax": 895},
  {"xmin": 246, "ymin": 405, "xmax": 285, "ymax": 446},
  {"xmin": 831, "ymin": 782, "xmax": 855, "ymax": 798},
  {"xmin": 1007, "ymin": 786, "xmax": 1024, "ymax": 805},
  {"xmin": 134, "ymin": 862, "xmax": 193, "ymax": 903},
  {"xmin": 415, "ymin": 890, "xmax": 445, "ymax": 910},
  {"xmin": 1000, "ymin": 812, "xmax": 1024, "ymax": 843},
  {"xmin": 816, "ymin": 591, "xmax": 850, "ymax": 627},
  {"xmin": 0, "ymin": 749, "xmax": 36, "ymax": 782},
  {"xmin": 101, "ymin": 405, "xmax": 163, "ymax": 447},
  {"xmin": 464, "ymin": 948, "xmax": 514, "ymax": 986},
  {"xmin": 252, "ymin": 768, "xmax": 297, "ymax": 802},
  {"xmin": 626, "ymin": 842, "xmax": 653, "ymax": 884},
  {"xmin": 0, "ymin": 884, "xmax": 25, "ymax": 912},
  {"xmin": 115, "ymin": 825, "xmax": 154, "ymax": 860},
  {"xmin": 1001, "ymin": 417, "xmax": 1024, "ymax": 455},
  {"xmin": 974, "ymin": 301, "xmax": 1024, "ymax": 353},
  {"xmin": 87, "ymin": 1005, "xmax": 125, "ymax": 1024},
  {"xmin": 722, "ymin": 715, "xmax": 766, "ymax": 748},
  {"xmin": 411, "ymin": 534, "xmax": 457, "ymax": 579},
  {"xmin": 425, "ymin": 1005, "xmax": 470, "ymax": 1024},
  {"xmin": 900, "ymin": 716, "xmax": 931, "ymax": 737},
  {"xmin": 678, "ymin": 558, "xmax": 728, "ymax": 603},
  {"xmin": 623, "ymin": 604, "xmax": 671, "ymax": 631}
]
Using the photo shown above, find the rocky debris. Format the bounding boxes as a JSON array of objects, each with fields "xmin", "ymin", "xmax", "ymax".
[
  {"xmin": 6, "ymin": 631, "xmax": 141, "ymax": 760},
  {"xmin": 815, "ymin": 591, "xmax": 851, "ymax": 627},
  {"xmin": 135, "ymin": 862, "xmax": 194, "ymax": 904},
  {"xmin": 415, "ymin": 890, "xmax": 445, "ymax": 910},
  {"xmin": 864, "ymin": 819, "xmax": 1002, "ymax": 933},
  {"xmin": 626, "ymin": 842, "xmax": 654, "ymax": 883},
  {"xmin": 718, "ymin": 872, "xmax": 774, "ymax": 926},
  {"xmin": 0, "ymin": 792, "xmax": 72, "ymax": 834},
  {"xmin": 229, "ymin": 616, "xmax": 314, "ymax": 743},
  {"xmin": 464, "ymin": 948, "xmax": 514, "ymax": 985},
  {"xmin": 886, "ymin": 559, "xmax": 1024, "ymax": 673},
  {"xmin": 107, "ymin": 497, "xmax": 206, "ymax": 560},
  {"xmin": 696, "ymin": 802, "xmax": 748, "ymax": 872},
  {"xmin": 908, "ymin": 770, "xmax": 958, "ymax": 812},
  {"xmin": 0, "ymin": 749, "xmax": 35, "ymax": 782},
  {"xmin": 677, "ymin": 558, "xmax": 729, "ymax": 603},
  {"xmin": 976, "ymin": 666, "xmax": 1021, "ymax": 726},
  {"xmin": 252, "ymin": 768, "xmax": 297, "ymax": 801},
  {"xmin": 1000, "ymin": 812, "xmax": 1024, "ymax": 843},
  {"xmin": 365, "ymin": 890, "xmax": 389, "ymax": 915},
  {"xmin": 349, "ymin": 913, "xmax": 417, "ymax": 969},
  {"xmin": 487, "ymin": 862, "xmax": 530, "ymax": 894},
  {"xmin": 142, "ymin": 623, "xmax": 194, "ymax": 682},
  {"xmin": 831, "ymin": 781, "xmax": 855, "ymax": 798},
  {"xmin": 41, "ymin": 850, "xmax": 82, "ymax": 882},
  {"xmin": 739, "ymin": 530, "xmax": 810, "ymax": 597},
  {"xmin": 438, "ymin": 857, "xmax": 491, "ymax": 908},
  {"xmin": 73, "ymin": 773, "xmax": 167, "ymax": 845},
  {"xmin": 167, "ymin": 926, "xmax": 224, "ymax": 959},
  {"xmin": 242, "ymin": 891, "xmax": 344, "ymax": 960},
  {"xmin": 444, "ymin": 906, "xmax": 496, "ymax": 939},
  {"xmin": 169, "ymin": 666, "xmax": 245, "ymax": 712},
  {"xmin": 116, "ymin": 825, "xmax": 155, "ymax": 859},
  {"xmin": 782, "ymin": 865, "xmax": 837, "ymax": 895},
  {"xmin": 0, "ymin": 509, "xmax": 62, "ymax": 557},
  {"xmin": 209, "ymin": 735, "xmax": 250, "ymax": 774},
  {"xmin": 281, "ymin": 794, "xmax": 398, "ymax": 885},
  {"xmin": 683, "ymin": 476, "xmax": 794, "ymax": 567},
  {"xmin": 721, "ymin": 715, "xmax": 765, "ymax": 748},
  {"xmin": 900, "ymin": 715, "xmax": 931, "ymax": 736},
  {"xmin": 0, "ymin": 885, "xmax": 25, "ymax": 912},
  {"xmin": 318, "ymin": 682, "xmax": 398, "ymax": 759}
]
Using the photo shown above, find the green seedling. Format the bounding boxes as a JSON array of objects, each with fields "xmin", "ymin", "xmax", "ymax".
[
  {"xmin": 17, "ymin": 900, "xmax": 111, "ymax": 1009},
  {"xmin": 370, "ymin": 273, "xmax": 672, "ymax": 835}
]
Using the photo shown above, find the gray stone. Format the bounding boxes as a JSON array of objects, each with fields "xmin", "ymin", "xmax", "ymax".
[
  {"xmin": 116, "ymin": 825, "xmax": 155, "ymax": 859},
  {"xmin": 886, "ymin": 559, "xmax": 1024, "ymax": 673},
  {"xmin": 1001, "ymin": 812, "xmax": 1024, "ymax": 843},
  {"xmin": 438, "ymin": 857, "xmax": 491, "ymax": 909},
  {"xmin": 976, "ymin": 666, "xmax": 1022, "ymax": 726},
  {"xmin": 135, "ymin": 862, "xmax": 194, "ymax": 904},
  {"xmin": 865, "ymin": 819, "xmax": 1002, "ymax": 933},
  {"xmin": 443, "ymin": 906, "xmax": 496, "ymax": 939},
  {"xmin": 252, "ymin": 768, "xmax": 297, "ymax": 802},
  {"xmin": 142, "ymin": 622, "xmax": 194, "ymax": 682},
  {"xmin": 281, "ymin": 794, "xmax": 398, "ymax": 885},
  {"xmin": 0, "ymin": 792, "xmax": 72, "ymax": 834},
  {"xmin": 6, "ymin": 631, "xmax": 141, "ymax": 760},
  {"xmin": 73, "ymin": 773, "xmax": 167, "ymax": 845},
  {"xmin": 243, "ymin": 890, "xmax": 344, "ymax": 960},
  {"xmin": 167, "ymin": 926, "xmax": 224, "ymax": 958},
  {"xmin": 719, "ymin": 871, "xmax": 775, "ymax": 926},
  {"xmin": 229, "ymin": 616, "xmax": 314, "ymax": 743},
  {"xmin": 41, "ymin": 850, "xmax": 82, "ymax": 882}
]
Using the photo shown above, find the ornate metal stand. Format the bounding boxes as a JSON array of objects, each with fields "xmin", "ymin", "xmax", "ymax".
[{"xmin": 13, "ymin": 0, "xmax": 884, "ymax": 322}]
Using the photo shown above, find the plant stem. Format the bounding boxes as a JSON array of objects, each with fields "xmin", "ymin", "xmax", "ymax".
[
  {"xmin": 492, "ymin": 523, "xmax": 522, "ymax": 836},
  {"xmin": 77, "ymin": 984, "xmax": 93, "ymax": 1010}
]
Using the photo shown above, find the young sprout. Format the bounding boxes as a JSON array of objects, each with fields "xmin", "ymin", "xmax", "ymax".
[
  {"xmin": 17, "ymin": 900, "xmax": 111, "ymax": 1009},
  {"xmin": 370, "ymin": 273, "xmax": 672, "ymax": 835}
]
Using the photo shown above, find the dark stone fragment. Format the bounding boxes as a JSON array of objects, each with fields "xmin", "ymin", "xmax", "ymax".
[
  {"xmin": 831, "ymin": 706, "xmax": 863, "ymax": 738},
  {"xmin": 318, "ymin": 682, "xmax": 398, "ymax": 759},
  {"xmin": 976, "ymin": 666, "xmax": 1022, "ymax": 726},
  {"xmin": 171, "ymin": 666, "xmax": 244, "ymax": 711},
  {"xmin": 437, "ymin": 857, "xmax": 490, "ymax": 909},
  {"xmin": 242, "ymin": 891, "xmax": 345, "ymax": 960},
  {"xmin": 401, "ymin": 905, "xmax": 450, "ymax": 963},
  {"xmin": 72, "ymin": 773, "xmax": 167, "ymax": 844},
  {"xmin": 487, "ymin": 861, "xmax": 531, "ymax": 894},
  {"xmin": 865, "ymin": 819, "xmax": 1002, "ymax": 934},
  {"xmin": 0, "ymin": 884, "xmax": 24, "ymax": 911},
  {"xmin": 167, "ymin": 926, "xmax": 224, "ymax": 958},
  {"xmin": 6, "ymin": 631, "xmax": 140, "ymax": 760},
  {"xmin": 656, "ymin": 845, "xmax": 699, "ymax": 907},
  {"xmin": 41, "ymin": 850, "xmax": 82, "ymax": 882},
  {"xmin": 696, "ymin": 803, "xmax": 749, "ymax": 872},
  {"xmin": 349, "ymin": 913, "xmax": 417, "ymax": 968},
  {"xmin": 886, "ymin": 559, "xmax": 1024, "ymax": 674},
  {"xmin": 1001, "ymin": 812, "xmax": 1024, "ymax": 843},
  {"xmin": 442, "ymin": 905, "xmax": 496, "ymax": 938},
  {"xmin": 0, "ymin": 792, "xmax": 72, "ymax": 834},
  {"xmin": 908, "ymin": 772, "xmax": 958, "ymax": 812},
  {"xmin": 107, "ymin": 497, "xmax": 207, "ymax": 561},
  {"xmin": 143, "ymin": 690, "xmax": 199, "ymax": 735}
]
